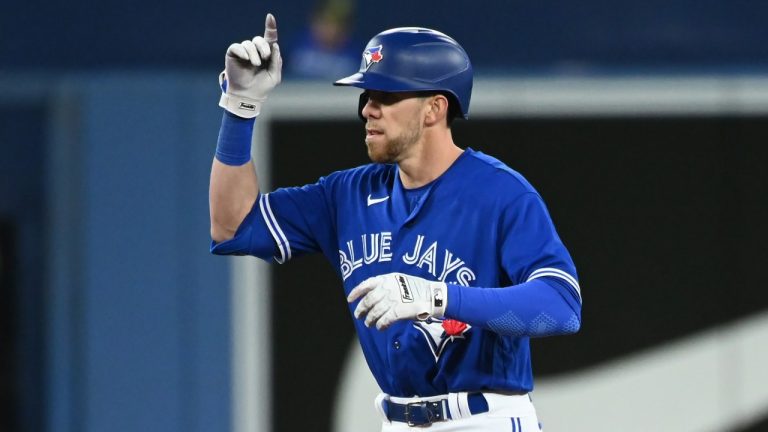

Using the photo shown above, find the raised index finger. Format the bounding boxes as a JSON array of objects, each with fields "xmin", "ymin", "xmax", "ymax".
[{"xmin": 264, "ymin": 13, "xmax": 278, "ymax": 44}]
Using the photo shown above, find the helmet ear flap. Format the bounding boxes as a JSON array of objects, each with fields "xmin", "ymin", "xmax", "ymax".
[{"xmin": 358, "ymin": 91, "xmax": 369, "ymax": 122}]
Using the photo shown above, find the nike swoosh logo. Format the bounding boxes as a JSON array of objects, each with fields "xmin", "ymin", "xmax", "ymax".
[{"xmin": 367, "ymin": 194, "xmax": 389, "ymax": 206}]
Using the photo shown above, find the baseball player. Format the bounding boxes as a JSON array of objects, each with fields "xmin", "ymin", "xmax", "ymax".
[{"xmin": 210, "ymin": 14, "xmax": 582, "ymax": 431}]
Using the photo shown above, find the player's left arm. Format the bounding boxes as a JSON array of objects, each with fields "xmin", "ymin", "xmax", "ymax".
[
  {"xmin": 349, "ymin": 192, "xmax": 581, "ymax": 336},
  {"xmin": 447, "ymin": 191, "xmax": 582, "ymax": 337},
  {"xmin": 442, "ymin": 277, "xmax": 581, "ymax": 337},
  {"xmin": 347, "ymin": 273, "xmax": 580, "ymax": 336}
]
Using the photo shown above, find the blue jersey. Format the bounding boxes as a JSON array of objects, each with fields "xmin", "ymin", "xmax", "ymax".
[{"xmin": 212, "ymin": 148, "xmax": 580, "ymax": 397}]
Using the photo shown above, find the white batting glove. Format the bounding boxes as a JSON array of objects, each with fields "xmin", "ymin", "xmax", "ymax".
[
  {"xmin": 347, "ymin": 273, "xmax": 448, "ymax": 330},
  {"xmin": 219, "ymin": 13, "xmax": 282, "ymax": 118}
]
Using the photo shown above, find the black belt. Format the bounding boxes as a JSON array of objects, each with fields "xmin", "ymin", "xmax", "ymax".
[{"xmin": 385, "ymin": 393, "xmax": 489, "ymax": 427}]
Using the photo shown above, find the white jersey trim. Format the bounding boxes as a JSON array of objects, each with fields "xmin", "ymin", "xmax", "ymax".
[
  {"xmin": 527, "ymin": 267, "xmax": 581, "ymax": 299},
  {"xmin": 259, "ymin": 193, "xmax": 292, "ymax": 264}
]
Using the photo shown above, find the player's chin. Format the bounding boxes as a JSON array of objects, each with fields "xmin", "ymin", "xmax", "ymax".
[{"xmin": 365, "ymin": 139, "xmax": 393, "ymax": 163}]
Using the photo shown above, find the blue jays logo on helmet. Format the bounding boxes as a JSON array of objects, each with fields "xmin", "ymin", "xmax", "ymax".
[
  {"xmin": 334, "ymin": 27, "xmax": 474, "ymax": 119},
  {"xmin": 363, "ymin": 45, "xmax": 383, "ymax": 70}
]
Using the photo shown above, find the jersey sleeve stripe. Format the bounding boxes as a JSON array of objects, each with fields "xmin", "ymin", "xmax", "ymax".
[
  {"xmin": 259, "ymin": 193, "xmax": 292, "ymax": 264},
  {"xmin": 527, "ymin": 267, "xmax": 581, "ymax": 298}
]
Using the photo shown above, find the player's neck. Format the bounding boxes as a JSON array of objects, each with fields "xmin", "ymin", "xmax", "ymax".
[{"xmin": 397, "ymin": 130, "xmax": 463, "ymax": 189}]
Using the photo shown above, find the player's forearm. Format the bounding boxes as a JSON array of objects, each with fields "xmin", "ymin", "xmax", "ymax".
[
  {"xmin": 445, "ymin": 278, "xmax": 582, "ymax": 338},
  {"xmin": 209, "ymin": 111, "xmax": 260, "ymax": 243}
]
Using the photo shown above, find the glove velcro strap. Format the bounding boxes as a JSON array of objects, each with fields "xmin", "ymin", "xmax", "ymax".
[
  {"xmin": 431, "ymin": 283, "xmax": 447, "ymax": 318},
  {"xmin": 219, "ymin": 93, "xmax": 266, "ymax": 119},
  {"xmin": 432, "ymin": 284, "xmax": 447, "ymax": 318},
  {"xmin": 414, "ymin": 282, "xmax": 447, "ymax": 320}
]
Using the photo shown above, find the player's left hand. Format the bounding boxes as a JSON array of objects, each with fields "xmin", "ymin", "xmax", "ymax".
[{"xmin": 347, "ymin": 273, "xmax": 447, "ymax": 330}]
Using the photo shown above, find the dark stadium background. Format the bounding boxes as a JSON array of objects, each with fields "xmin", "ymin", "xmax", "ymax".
[{"xmin": 270, "ymin": 117, "xmax": 768, "ymax": 432}]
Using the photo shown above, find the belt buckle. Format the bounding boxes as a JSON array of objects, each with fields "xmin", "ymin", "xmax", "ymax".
[
  {"xmin": 404, "ymin": 401, "xmax": 442, "ymax": 427},
  {"xmin": 405, "ymin": 401, "xmax": 429, "ymax": 427}
]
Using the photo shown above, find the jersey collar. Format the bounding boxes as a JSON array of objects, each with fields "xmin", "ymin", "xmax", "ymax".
[{"xmin": 391, "ymin": 148, "xmax": 474, "ymax": 226}]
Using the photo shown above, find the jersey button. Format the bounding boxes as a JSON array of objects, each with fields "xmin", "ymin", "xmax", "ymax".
[{"xmin": 393, "ymin": 340, "xmax": 401, "ymax": 350}]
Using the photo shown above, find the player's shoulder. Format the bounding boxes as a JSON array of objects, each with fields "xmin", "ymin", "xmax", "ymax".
[
  {"xmin": 321, "ymin": 162, "xmax": 396, "ymax": 190},
  {"xmin": 324, "ymin": 162, "xmax": 395, "ymax": 181},
  {"xmin": 461, "ymin": 148, "xmax": 537, "ymax": 196}
]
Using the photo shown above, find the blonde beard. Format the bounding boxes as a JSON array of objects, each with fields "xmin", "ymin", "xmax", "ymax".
[{"xmin": 365, "ymin": 118, "xmax": 424, "ymax": 164}]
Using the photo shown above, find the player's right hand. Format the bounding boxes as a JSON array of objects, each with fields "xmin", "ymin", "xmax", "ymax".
[{"xmin": 218, "ymin": 13, "xmax": 283, "ymax": 118}]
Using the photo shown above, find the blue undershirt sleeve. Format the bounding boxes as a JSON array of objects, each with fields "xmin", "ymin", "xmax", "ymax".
[
  {"xmin": 445, "ymin": 276, "xmax": 582, "ymax": 337},
  {"xmin": 215, "ymin": 111, "xmax": 255, "ymax": 166}
]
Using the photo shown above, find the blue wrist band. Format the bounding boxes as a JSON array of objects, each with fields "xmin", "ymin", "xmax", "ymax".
[{"xmin": 215, "ymin": 111, "xmax": 255, "ymax": 166}]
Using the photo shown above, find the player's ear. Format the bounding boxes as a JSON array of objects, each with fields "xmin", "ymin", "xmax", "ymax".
[{"xmin": 424, "ymin": 94, "xmax": 449, "ymax": 126}]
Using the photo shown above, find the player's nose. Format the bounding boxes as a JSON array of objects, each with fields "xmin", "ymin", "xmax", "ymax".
[{"xmin": 360, "ymin": 97, "xmax": 380, "ymax": 120}]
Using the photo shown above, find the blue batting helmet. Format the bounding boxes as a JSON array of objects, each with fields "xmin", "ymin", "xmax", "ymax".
[{"xmin": 334, "ymin": 27, "xmax": 473, "ymax": 119}]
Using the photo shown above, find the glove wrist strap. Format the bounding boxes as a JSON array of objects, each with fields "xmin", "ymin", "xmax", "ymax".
[
  {"xmin": 432, "ymin": 282, "xmax": 448, "ymax": 318},
  {"xmin": 219, "ymin": 93, "xmax": 266, "ymax": 119}
]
